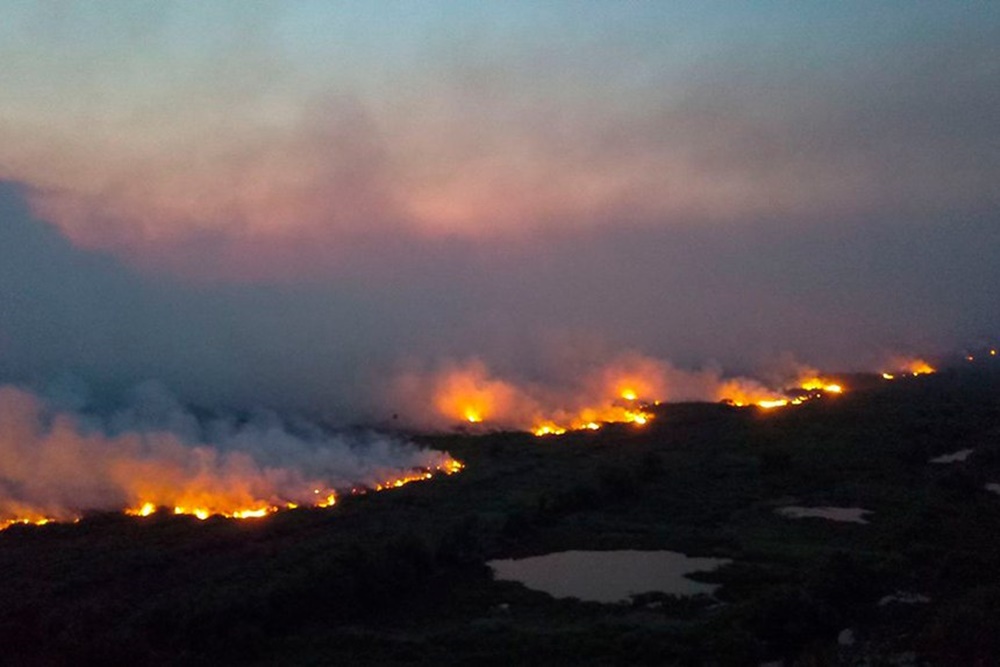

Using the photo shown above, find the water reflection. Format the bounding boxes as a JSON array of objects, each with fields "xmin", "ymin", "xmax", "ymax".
[
  {"xmin": 488, "ymin": 550, "xmax": 730, "ymax": 603},
  {"xmin": 776, "ymin": 506, "xmax": 872, "ymax": 524}
]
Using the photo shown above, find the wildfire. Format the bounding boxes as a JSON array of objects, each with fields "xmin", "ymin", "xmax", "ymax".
[
  {"xmin": 907, "ymin": 360, "xmax": 935, "ymax": 375},
  {"xmin": 882, "ymin": 358, "xmax": 936, "ymax": 378},
  {"xmin": 8, "ymin": 458, "xmax": 465, "ymax": 530},
  {"xmin": 717, "ymin": 372, "xmax": 846, "ymax": 411},
  {"xmin": 532, "ymin": 422, "xmax": 568, "ymax": 437},
  {"xmin": 119, "ymin": 460, "xmax": 463, "ymax": 526},
  {"xmin": 407, "ymin": 355, "xmax": 866, "ymax": 435},
  {"xmin": 530, "ymin": 369, "xmax": 846, "ymax": 422},
  {"xmin": 798, "ymin": 377, "xmax": 843, "ymax": 394},
  {"xmin": 125, "ymin": 502, "xmax": 158, "ymax": 517},
  {"xmin": 5, "ymin": 460, "xmax": 464, "ymax": 532},
  {"xmin": 0, "ymin": 517, "xmax": 53, "ymax": 531},
  {"xmin": 529, "ymin": 390, "xmax": 655, "ymax": 437},
  {"xmin": 424, "ymin": 359, "xmax": 520, "ymax": 427},
  {"xmin": 0, "ymin": 382, "xmax": 470, "ymax": 534}
]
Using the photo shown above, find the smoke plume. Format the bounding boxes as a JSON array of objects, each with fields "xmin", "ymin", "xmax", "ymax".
[{"xmin": 0, "ymin": 381, "xmax": 456, "ymax": 527}]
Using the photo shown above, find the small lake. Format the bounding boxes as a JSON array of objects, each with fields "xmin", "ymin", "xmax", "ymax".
[
  {"xmin": 488, "ymin": 550, "xmax": 730, "ymax": 603},
  {"xmin": 776, "ymin": 506, "xmax": 872, "ymax": 524},
  {"xmin": 930, "ymin": 448, "xmax": 974, "ymax": 463}
]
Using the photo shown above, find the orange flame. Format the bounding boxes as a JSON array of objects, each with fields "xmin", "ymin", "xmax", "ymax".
[
  {"xmin": 428, "ymin": 360, "xmax": 521, "ymax": 426},
  {"xmin": 883, "ymin": 358, "xmax": 936, "ymax": 378},
  {"xmin": 399, "ymin": 354, "xmax": 859, "ymax": 434},
  {"xmin": 798, "ymin": 377, "xmax": 843, "ymax": 393},
  {"xmin": 0, "ymin": 385, "xmax": 465, "ymax": 532},
  {"xmin": 10, "ymin": 459, "xmax": 464, "ymax": 531}
]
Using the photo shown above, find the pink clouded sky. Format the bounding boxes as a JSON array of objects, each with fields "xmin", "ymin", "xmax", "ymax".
[{"xmin": 0, "ymin": 2, "xmax": 997, "ymax": 419}]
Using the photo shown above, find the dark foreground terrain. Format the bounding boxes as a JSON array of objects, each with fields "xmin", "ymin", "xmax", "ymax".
[{"xmin": 2, "ymin": 363, "xmax": 1000, "ymax": 665}]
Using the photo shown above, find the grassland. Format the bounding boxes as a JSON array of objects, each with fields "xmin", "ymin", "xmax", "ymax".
[{"xmin": 2, "ymin": 363, "xmax": 999, "ymax": 665}]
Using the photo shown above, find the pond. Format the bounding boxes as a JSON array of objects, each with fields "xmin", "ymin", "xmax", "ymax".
[
  {"xmin": 776, "ymin": 506, "xmax": 872, "ymax": 524},
  {"xmin": 488, "ymin": 550, "xmax": 730, "ymax": 603},
  {"xmin": 930, "ymin": 448, "xmax": 974, "ymax": 463}
]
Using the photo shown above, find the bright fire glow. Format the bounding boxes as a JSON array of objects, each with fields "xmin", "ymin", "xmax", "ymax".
[
  {"xmin": 407, "ymin": 355, "xmax": 868, "ymax": 436},
  {"xmin": 530, "ymin": 404, "xmax": 654, "ymax": 437},
  {"xmin": 0, "ymin": 516, "xmax": 53, "ymax": 531},
  {"xmin": 798, "ymin": 377, "xmax": 843, "ymax": 394},
  {"xmin": 125, "ymin": 502, "xmax": 158, "ymax": 517},
  {"xmin": 907, "ymin": 361, "xmax": 935, "ymax": 375},
  {"xmin": 5, "ymin": 459, "xmax": 463, "ymax": 532},
  {"xmin": 882, "ymin": 358, "xmax": 935, "ymax": 378},
  {"xmin": 533, "ymin": 422, "xmax": 567, "ymax": 437},
  {"xmin": 0, "ymin": 384, "xmax": 468, "ymax": 533},
  {"xmin": 426, "ymin": 360, "xmax": 519, "ymax": 426}
]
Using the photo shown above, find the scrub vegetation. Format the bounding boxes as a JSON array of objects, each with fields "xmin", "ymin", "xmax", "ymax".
[{"xmin": 2, "ymin": 364, "xmax": 999, "ymax": 665}]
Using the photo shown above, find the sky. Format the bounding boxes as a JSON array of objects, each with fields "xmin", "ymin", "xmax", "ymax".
[{"xmin": 0, "ymin": 1, "xmax": 998, "ymax": 423}]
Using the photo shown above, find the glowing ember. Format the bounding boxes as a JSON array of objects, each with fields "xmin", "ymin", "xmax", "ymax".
[
  {"xmin": 718, "ymin": 371, "xmax": 846, "ymax": 411},
  {"xmin": 0, "ymin": 516, "xmax": 53, "ymax": 531},
  {"xmin": 424, "ymin": 359, "xmax": 520, "ymax": 426},
  {"xmin": 907, "ymin": 361, "xmax": 935, "ymax": 375},
  {"xmin": 628, "ymin": 412, "xmax": 648, "ymax": 425},
  {"xmin": 881, "ymin": 357, "xmax": 936, "ymax": 378},
  {"xmin": 531, "ymin": 405, "xmax": 653, "ymax": 437},
  {"xmin": 3, "ymin": 459, "xmax": 463, "ymax": 531},
  {"xmin": 798, "ymin": 377, "xmax": 844, "ymax": 394},
  {"xmin": 0, "ymin": 382, "xmax": 467, "ymax": 532},
  {"xmin": 533, "ymin": 423, "xmax": 567, "ymax": 437},
  {"xmin": 407, "ymin": 355, "xmax": 861, "ymax": 434},
  {"xmin": 125, "ymin": 502, "xmax": 158, "ymax": 517}
]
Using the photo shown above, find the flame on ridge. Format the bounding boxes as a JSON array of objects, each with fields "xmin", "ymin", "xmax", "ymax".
[
  {"xmin": 397, "ymin": 354, "xmax": 858, "ymax": 436},
  {"xmin": 881, "ymin": 358, "xmax": 936, "ymax": 380},
  {"xmin": 113, "ymin": 459, "xmax": 464, "ymax": 526},
  {"xmin": 0, "ymin": 385, "xmax": 463, "ymax": 532},
  {"xmin": 21, "ymin": 459, "xmax": 464, "ymax": 530}
]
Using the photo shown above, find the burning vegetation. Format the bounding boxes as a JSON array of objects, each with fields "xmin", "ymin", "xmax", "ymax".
[
  {"xmin": 881, "ymin": 358, "xmax": 936, "ymax": 380},
  {"xmin": 393, "ymin": 354, "xmax": 871, "ymax": 437},
  {"xmin": 0, "ymin": 385, "xmax": 462, "ymax": 532},
  {"xmin": 2, "ymin": 351, "xmax": 951, "ymax": 531}
]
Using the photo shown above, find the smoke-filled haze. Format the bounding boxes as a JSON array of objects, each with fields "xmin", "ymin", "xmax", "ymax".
[{"xmin": 1, "ymin": 2, "xmax": 997, "ymax": 424}]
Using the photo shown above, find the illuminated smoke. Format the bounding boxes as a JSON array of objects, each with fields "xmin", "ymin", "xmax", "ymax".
[
  {"xmin": 883, "ymin": 357, "xmax": 936, "ymax": 378},
  {"xmin": 390, "ymin": 352, "xmax": 844, "ymax": 433},
  {"xmin": 0, "ymin": 383, "xmax": 459, "ymax": 529}
]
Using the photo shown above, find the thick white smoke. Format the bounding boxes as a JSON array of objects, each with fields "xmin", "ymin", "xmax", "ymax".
[{"xmin": 0, "ymin": 381, "xmax": 457, "ymax": 526}]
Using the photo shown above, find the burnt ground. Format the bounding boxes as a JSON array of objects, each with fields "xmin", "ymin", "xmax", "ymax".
[{"xmin": 2, "ymin": 362, "xmax": 1000, "ymax": 665}]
